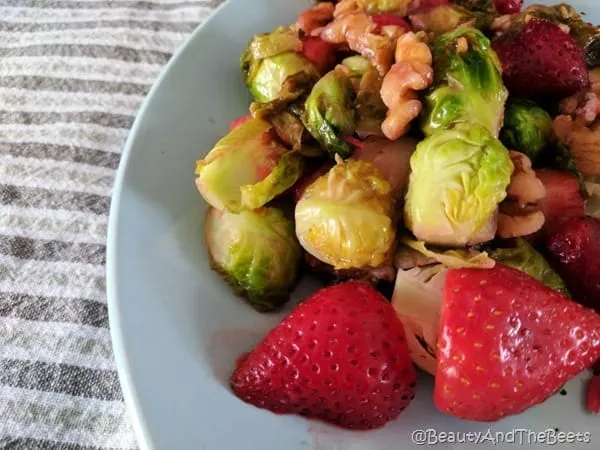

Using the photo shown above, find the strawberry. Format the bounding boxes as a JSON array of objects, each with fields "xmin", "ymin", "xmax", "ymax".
[
  {"xmin": 494, "ymin": 0, "xmax": 522, "ymax": 14},
  {"xmin": 544, "ymin": 216, "xmax": 600, "ymax": 312},
  {"xmin": 372, "ymin": 14, "xmax": 411, "ymax": 31},
  {"xmin": 435, "ymin": 265, "xmax": 600, "ymax": 421},
  {"xmin": 586, "ymin": 375, "xmax": 600, "ymax": 413},
  {"xmin": 492, "ymin": 18, "xmax": 589, "ymax": 98},
  {"xmin": 300, "ymin": 36, "xmax": 337, "ymax": 73},
  {"xmin": 230, "ymin": 282, "xmax": 417, "ymax": 430},
  {"xmin": 535, "ymin": 168, "xmax": 585, "ymax": 233}
]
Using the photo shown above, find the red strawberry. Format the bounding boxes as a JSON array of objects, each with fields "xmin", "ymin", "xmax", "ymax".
[
  {"xmin": 231, "ymin": 282, "xmax": 417, "ymax": 430},
  {"xmin": 435, "ymin": 265, "xmax": 600, "ymax": 421},
  {"xmin": 544, "ymin": 216, "xmax": 600, "ymax": 312},
  {"xmin": 586, "ymin": 376, "xmax": 600, "ymax": 413},
  {"xmin": 535, "ymin": 168, "xmax": 585, "ymax": 233},
  {"xmin": 492, "ymin": 18, "xmax": 589, "ymax": 98},
  {"xmin": 372, "ymin": 14, "xmax": 411, "ymax": 31},
  {"xmin": 301, "ymin": 36, "xmax": 337, "ymax": 73},
  {"xmin": 494, "ymin": 0, "xmax": 522, "ymax": 14}
]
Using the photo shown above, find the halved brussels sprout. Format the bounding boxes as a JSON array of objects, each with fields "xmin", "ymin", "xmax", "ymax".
[
  {"xmin": 195, "ymin": 118, "xmax": 303, "ymax": 212},
  {"xmin": 205, "ymin": 207, "xmax": 302, "ymax": 312},
  {"xmin": 242, "ymin": 28, "xmax": 319, "ymax": 114},
  {"xmin": 295, "ymin": 158, "xmax": 396, "ymax": 270},
  {"xmin": 401, "ymin": 237, "xmax": 496, "ymax": 269},
  {"xmin": 500, "ymin": 99, "xmax": 552, "ymax": 162},
  {"xmin": 409, "ymin": 4, "xmax": 495, "ymax": 35},
  {"xmin": 356, "ymin": 0, "xmax": 412, "ymax": 15},
  {"xmin": 269, "ymin": 109, "xmax": 306, "ymax": 151},
  {"xmin": 355, "ymin": 65, "xmax": 387, "ymax": 138},
  {"xmin": 422, "ymin": 26, "xmax": 508, "ymax": 137},
  {"xmin": 391, "ymin": 264, "xmax": 448, "ymax": 375},
  {"xmin": 489, "ymin": 238, "xmax": 570, "ymax": 296},
  {"xmin": 303, "ymin": 68, "xmax": 356, "ymax": 159},
  {"xmin": 404, "ymin": 123, "xmax": 514, "ymax": 247}
]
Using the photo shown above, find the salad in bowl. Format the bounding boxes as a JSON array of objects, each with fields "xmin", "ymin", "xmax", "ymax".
[{"xmin": 194, "ymin": 0, "xmax": 600, "ymax": 431}]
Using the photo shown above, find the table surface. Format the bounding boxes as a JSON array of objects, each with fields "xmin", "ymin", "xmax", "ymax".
[{"xmin": 0, "ymin": 1, "xmax": 221, "ymax": 448}]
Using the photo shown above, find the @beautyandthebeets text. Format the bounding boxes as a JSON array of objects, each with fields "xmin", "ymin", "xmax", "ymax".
[{"xmin": 411, "ymin": 428, "xmax": 592, "ymax": 446}]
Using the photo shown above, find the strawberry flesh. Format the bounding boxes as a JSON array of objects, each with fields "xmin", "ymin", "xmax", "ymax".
[
  {"xmin": 300, "ymin": 36, "xmax": 337, "ymax": 73},
  {"xmin": 231, "ymin": 282, "xmax": 417, "ymax": 430},
  {"xmin": 535, "ymin": 168, "xmax": 585, "ymax": 234},
  {"xmin": 494, "ymin": 0, "xmax": 523, "ymax": 14},
  {"xmin": 544, "ymin": 216, "xmax": 600, "ymax": 312},
  {"xmin": 492, "ymin": 18, "xmax": 589, "ymax": 98},
  {"xmin": 372, "ymin": 14, "xmax": 411, "ymax": 31},
  {"xmin": 436, "ymin": 265, "xmax": 600, "ymax": 421},
  {"xmin": 586, "ymin": 376, "xmax": 600, "ymax": 413}
]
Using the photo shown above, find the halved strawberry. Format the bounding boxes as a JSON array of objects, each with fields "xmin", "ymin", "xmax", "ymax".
[
  {"xmin": 301, "ymin": 36, "xmax": 337, "ymax": 73},
  {"xmin": 544, "ymin": 216, "xmax": 600, "ymax": 312},
  {"xmin": 231, "ymin": 282, "xmax": 417, "ymax": 430},
  {"xmin": 372, "ymin": 14, "xmax": 411, "ymax": 31},
  {"xmin": 494, "ymin": 0, "xmax": 523, "ymax": 14},
  {"xmin": 535, "ymin": 168, "xmax": 585, "ymax": 233},
  {"xmin": 435, "ymin": 265, "xmax": 600, "ymax": 421},
  {"xmin": 492, "ymin": 18, "xmax": 589, "ymax": 98}
]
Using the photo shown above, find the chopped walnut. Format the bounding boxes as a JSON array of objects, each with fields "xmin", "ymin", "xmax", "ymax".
[
  {"xmin": 320, "ymin": 0, "xmax": 403, "ymax": 75},
  {"xmin": 497, "ymin": 151, "xmax": 546, "ymax": 239},
  {"xmin": 554, "ymin": 79, "xmax": 600, "ymax": 176},
  {"xmin": 379, "ymin": 32, "xmax": 433, "ymax": 140}
]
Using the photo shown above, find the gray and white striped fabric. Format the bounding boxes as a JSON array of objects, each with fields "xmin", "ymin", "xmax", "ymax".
[{"xmin": 0, "ymin": 1, "xmax": 222, "ymax": 448}]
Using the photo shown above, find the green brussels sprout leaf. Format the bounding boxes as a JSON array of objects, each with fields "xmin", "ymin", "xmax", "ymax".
[
  {"xmin": 356, "ymin": 0, "xmax": 412, "ymax": 14},
  {"xmin": 401, "ymin": 237, "xmax": 496, "ymax": 269},
  {"xmin": 489, "ymin": 238, "xmax": 570, "ymax": 296},
  {"xmin": 404, "ymin": 123, "xmax": 514, "ymax": 247},
  {"xmin": 303, "ymin": 68, "xmax": 357, "ymax": 159},
  {"xmin": 205, "ymin": 207, "xmax": 302, "ymax": 312},
  {"xmin": 195, "ymin": 118, "xmax": 303, "ymax": 212}
]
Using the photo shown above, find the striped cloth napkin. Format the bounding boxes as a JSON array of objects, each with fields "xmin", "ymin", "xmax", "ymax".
[{"xmin": 0, "ymin": 1, "xmax": 221, "ymax": 448}]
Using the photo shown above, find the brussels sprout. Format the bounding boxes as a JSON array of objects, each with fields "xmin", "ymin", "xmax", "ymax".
[
  {"xmin": 195, "ymin": 118, "xmax": 303, "ymax": 212},
  {"xmin": 205, "ymin": 207, "xmax": 302, "ymax": 312},
  {"xmin": 409, "ymin": 4, "xmax": 495, "ymax": 35},
  {"xmin": 295, "ymin": 159, "xmax": 396, "ymax": 270},
  {"xmin": 341, "ymin": 56, "xmax": 371, "ymax": 76},
  {"xmin": 453, "ymin": 0, "xmax": 493, "ymax": 12},
  {"xmin": 401, "ymin": 237, "xmax": 496, "ymax": 269},
  {"xmin": 404, "ymin": 123, "xmax": 514, "ymax": 247},
  {"xmin": 355, "ymin": 65, "xmax": 387, "ymax": 138},
  {"xmin": 356, "ymin": 0, "xmax": 412, "ymax": 15},
  {"xmin": 489, "ymin": 238, "xmax": 570, "ymax": 296},
  {"xmin": 422, "ymin": 27, "xmax": 508, "ymax": 137},
  {"xmin": 242, "ymin": 28, "xmax": 319, "ymax": 114},
  {"xmin": 303, "ymin": 68, "xmax": 356, "ymax": 159},
  {"xmin": 391, "ymin": 264, "xmax": 448, "ymax": 375},
  {"xmin": 500, "ymin": 99, "xmax": 552, "ymax": 162},
  {"xmin": 269, "ymin": 109, "xmax": 306, "ymax": 151}
]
